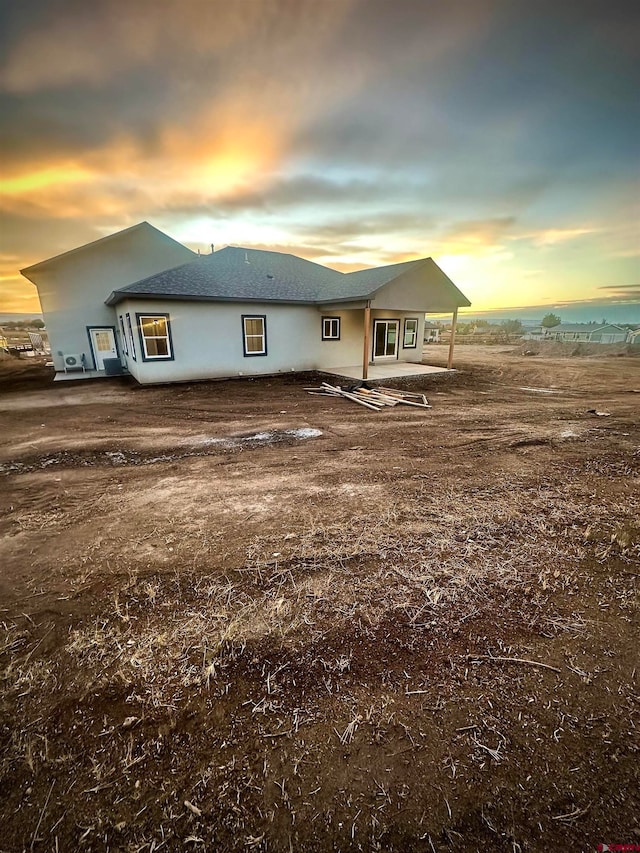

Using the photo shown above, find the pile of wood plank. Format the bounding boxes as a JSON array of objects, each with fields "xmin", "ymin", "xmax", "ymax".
[{"xmin": 304, "ymin": 382, "xmax": 431, "ymax": 411}]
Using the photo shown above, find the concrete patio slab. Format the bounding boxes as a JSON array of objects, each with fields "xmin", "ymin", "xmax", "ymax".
[{"xmin": 319, "ymin": 362, "xmax": 452, "ymax": 381}]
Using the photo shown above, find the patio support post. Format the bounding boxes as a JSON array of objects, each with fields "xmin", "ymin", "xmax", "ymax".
[
  {"xmin": 448, "ymin": 308, "xmax": 458, "ymax": 369},
  {"xmin": 362, "ymin": 302, "xmax": 371, "ymax": 380}
]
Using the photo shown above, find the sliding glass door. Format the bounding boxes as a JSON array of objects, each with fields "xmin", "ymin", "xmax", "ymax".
[{"xmin": 373, "ymin": 320, "xmax": 399, "ymax": 359}]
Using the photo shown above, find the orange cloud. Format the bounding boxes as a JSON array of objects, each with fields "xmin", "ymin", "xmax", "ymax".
[
  {"xmin": 0, "ymin": 163, "xmax": 95, "ymax": 195},
  {"xmin": 0, "ymin": 270, "xmax": 40, "ymax": 313},
  {"xmin": 0, "ymin": 0, "xmax": 367, "ymax": 228},
  {"xmin": 0, "ymin": 110, "xmax": 282, "ymax": 221},
  {"xmin": 521, "ymin": 227, "xmax": 599, "ymax": 247},
  {"xmin": 157, "ymin": 102, "xmax": 286, "ymax": 198}
]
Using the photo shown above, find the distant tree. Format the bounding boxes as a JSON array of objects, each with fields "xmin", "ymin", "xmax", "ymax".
[
  {"xmin": 31, "ymin": 319, "xmax": 45, "ymax": 329},
  {"xmin": 541, "ymin": 313, "xmax": 561, "ymax": 328},
  {"xmin": 501, "ymin": 319, "xmax": 523, "ymax": 334}
]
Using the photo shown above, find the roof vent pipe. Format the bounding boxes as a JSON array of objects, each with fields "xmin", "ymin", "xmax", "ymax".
[{"xmin": 211, "ymin": 244, "xmax": 214, "ymax": 254}]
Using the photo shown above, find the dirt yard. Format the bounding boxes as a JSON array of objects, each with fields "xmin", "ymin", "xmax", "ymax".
[{"xmin": 0, "ymin": 346, "xmax": 638, "ymax": 852}]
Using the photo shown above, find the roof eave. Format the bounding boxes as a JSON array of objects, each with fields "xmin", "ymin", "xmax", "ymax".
[
  {"xmin": 106, "ymin": 291, "xmax": 326, "ymax": 307},
  {"xmin": 316, "ymin": 292, "xmax": 375, "ymax": 305},
  {"xmin": 107, "ymin": 288, "xmax": 469, "ymax": 309}
]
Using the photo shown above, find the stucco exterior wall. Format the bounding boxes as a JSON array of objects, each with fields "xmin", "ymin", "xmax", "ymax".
[
  {"xmin": 118, "ymin": 299, "xmax": 322, "ymax": 384},
  {"xmin": 23, "ymin": 226, "xmax": 195, "ymax": 371},
  {"xmin": 317, "ymin": 308, "xmax": 364, "ymax": 367},
  {"xmin": 372, "ymin": 260, "xmax": 469, "ymax": 313},
  {"xmin": 114, "ymin": 301, "xmax": 425, "ymax": 385}
]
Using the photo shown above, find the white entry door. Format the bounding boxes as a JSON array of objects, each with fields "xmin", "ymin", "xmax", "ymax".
[
  {"xmin": 89, "ymin": 327, "xmax": 118, "ymax": 370},
  {"xmin": 373, "ymin": 320, "xmax": 399, "ymax": 359}
]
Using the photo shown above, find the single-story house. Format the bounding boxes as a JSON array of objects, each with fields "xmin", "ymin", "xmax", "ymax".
[
  {"xmin": 523, "ymin": 323, "xmax": 631, "ymax": 344},
  {"xmin": 544, "ymin": 323, "xmax": 629, "ymax": 344},
  {"xmin": 522, "ymin": 325, "xmax": 547, "ymax": 340},
  {"xmin": 423, "ymin": 326, "xmax": 441, "ymax": 344},
  {"xmin": 21, "ymin": 222, "xmax": 471, "ymax": 384}
]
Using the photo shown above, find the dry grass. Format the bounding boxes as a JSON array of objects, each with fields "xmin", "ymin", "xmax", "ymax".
[{"xmin": 4, "ymin": 477, "xmax": 636, "ymax": 720}]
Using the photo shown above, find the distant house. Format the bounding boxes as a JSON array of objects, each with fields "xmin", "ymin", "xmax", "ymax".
[
  {"xmin": 524, "ymin": 323, "xmax": 630, "ymax": 344},
  {"xmin": 545, "ymin": 323, "xmax": 629, "ymax": 344},
  {"xmin": 522, "ymin": 325, "xmax": 547, "ymax": 341},
  {"xmin": 21, "ymin": 222, "xmax": 471, "ymax": 384},
  {"xmin": 423, "ymin": 326, "xmax": 441, "ymax": 343}
]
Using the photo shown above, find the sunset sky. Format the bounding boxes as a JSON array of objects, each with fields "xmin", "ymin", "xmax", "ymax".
[{"xmin": 1, "ymin": 0, "xmax": 639, "ymax": 316}]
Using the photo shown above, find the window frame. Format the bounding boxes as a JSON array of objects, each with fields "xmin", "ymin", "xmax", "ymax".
[
  {"xmin": 241, "ymin": 314, "xmax": 267, "ymax": 357},
  {"xmin": 126, "ymin": 313, "xmax": 137, "ymax": 361},
  {"xmin": 321, "ymin": 316, "xmax": 341, "ymax": 341},
  {"xmin": 403, "ymin": 317, "xmax": 419, "ymax": 349},
  {"xmin": 372, "ymin": 319, "xmax": 400, "ymax": 360},
  {"xmin": 119, "ymin": 315, "xmax": 128, "ymax": 356},
  {"xmin": 136, "ymin": 312, "xmax": 174, "ymax": 362}
]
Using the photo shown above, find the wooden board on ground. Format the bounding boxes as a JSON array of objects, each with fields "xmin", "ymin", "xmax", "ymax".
[{"xmin": 304, "ymin": 383, "xmax": 431, "ymax": 411}]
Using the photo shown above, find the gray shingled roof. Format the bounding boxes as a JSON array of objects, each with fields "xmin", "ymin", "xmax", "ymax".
[
  {"xmin": 108, "ymin": 247, "xmax": 343, "ymax": 305},
  {"xmin": 106, "ymin": 246, "xmax": 468, "ymax": 307},
  {"xmin": 344, "ymin": 258, "xmax": 426, "ymax": 289}
]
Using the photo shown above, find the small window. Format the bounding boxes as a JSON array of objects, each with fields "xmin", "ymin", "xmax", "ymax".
[
  {"xmin": 138, "ymin": 314, "xmax": 172, "ymax": 360},
  {"xmin": 322, "ymin": 317, "xmax": 340, "ymax": 340},
  {"xmin": 126, "ymin": 313, "xmax": 136, "ymax": 360},
  {"xmin": 242, "ymin": 315, "xmax": 267, "ymax": 356},
  {"xmin": 119, "ymin": 315, "xmax": 128, "ymax": 355},
  {"xmin": 93, "ymin": 331, "xmax": 112, "ymax": 351},
  {"xmin": 403, "ymin": 318, "xmax": 418, "ymax": 348}
]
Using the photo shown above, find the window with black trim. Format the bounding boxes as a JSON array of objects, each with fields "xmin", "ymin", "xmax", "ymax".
[
  {"xmin": 119, "ymin": 315, "xmax": 128, "ymax": 355},
  {"xmin": 242, "ymin": 315, "xmax": 267, "ymax": 356},
  {"xmin": 126, "ymin": 313, "xmax": 136, "ymax": 360},
  {"xmin": 322, "ymin": 317, "xmax": 340, "ymax": 340},
  {"xmin": 138, "ymin": 314, "xmax": 172, "ymax": 360},
  {"xmin": 403, "ymin": 318, "xmax": 418, "ymax": 348}
]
